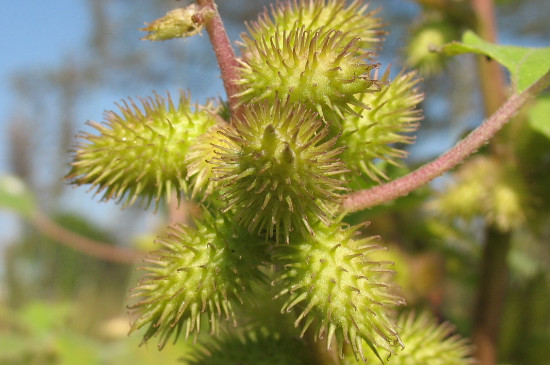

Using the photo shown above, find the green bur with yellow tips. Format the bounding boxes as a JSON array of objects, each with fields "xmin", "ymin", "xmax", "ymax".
[
  {"xmin": 345, "ymin": 312, "xmax": 474, "ymax": 364},
  {"xmin": 339, "ymin": 67, "xmax": 424, "ymax": 181},
  {"xmin": 245, "ymin": 0, "xmax": 386, "ymax": 54},
  {"xmin": 236, "ymin": 25, "xmax": 379, "ymax": 122},
  {"xmin": 212, "ymin": 101, "xmax": 347, "ymax": 243},
  {"xmin": 128, "ymin": 210, "xmax": 266, "ymax": 349},
  {"xmin": 66, "ymin": 90, "xmax": 217, "ymax": 210},
  {"xmin": 273, "ymin": 221, "xmax": 405, "ymax": 361}
]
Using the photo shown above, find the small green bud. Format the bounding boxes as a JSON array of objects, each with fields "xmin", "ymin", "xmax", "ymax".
[
  {"xmin": 430, "ymin": 156, "xmax": 527, "ymax": 231},
  {"xmin": 274, "ymin": 220, "xmax": 405, "ymax": 361},
  {"xmin": 406, "ymin": 19, "xmax": 458, "ymax": 75},
  {"xmin": 141, "ymin": 5, "xmax": 210, "ymax": 41}
]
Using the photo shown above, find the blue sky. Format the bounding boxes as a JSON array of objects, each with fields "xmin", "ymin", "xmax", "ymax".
[
  {"xmin": 0, "ymin": 1, "xmax": 240, "ymax": 257},
  {"xmin": 0, "ymin": 1, "xmax": 90, "ymax": 244},
  {"xmin": 0, "ymin": 1, "xmax": 89, "ymax": 171}
]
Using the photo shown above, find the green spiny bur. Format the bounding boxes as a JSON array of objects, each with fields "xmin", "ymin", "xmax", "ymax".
[
  {"xmin": 406, "ymin": 18, "xmax": 459, "ymax": 75},
  {"xmin": 236, "ymin": 25, "xmax": 378, "ymax": 122},
  {"xmin": 274, "ymin": 220, "xmax": 405, "ymax": 361},
  {"xmin": 128, "ymin": 209, "xmax": 266, "ymax": 348},
  {"xmin": 345, "ymin": 312, "xmax": 474, "ymax": 364},
  {"xmin": 339, "ymin": 67, "xmax": 423, "ymax": 181},
  {"xmin": 212, "ymin": 100, "xmax": 347, "ymax": 243},
  {"xmin": 67, "ymin": 90, "xmax": 217, "ymax": 210},
  {"xmin": 246, "ymin": 0, "xmax": 386, "ymax": 54},
  {"xmin": 430, "ymin": 156, "xmax": 527, "ymax": 231}
]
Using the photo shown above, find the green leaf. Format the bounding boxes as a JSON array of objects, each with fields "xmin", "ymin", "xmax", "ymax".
[
  {"xmin": 440, "ymin": 30, "xmax": 550, "ymax": 92},
  {"xmin": 0, "ymin": 175, "xmax": 35, "ymax": 217},
  {"xmin": 528, "ymin": 94, "xmax": 550, "ymax": 139}
]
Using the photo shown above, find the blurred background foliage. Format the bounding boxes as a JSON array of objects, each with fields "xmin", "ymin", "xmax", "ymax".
[{"xmin": 0, "ymin": 0, "xmax": 549, "ymax": 364}]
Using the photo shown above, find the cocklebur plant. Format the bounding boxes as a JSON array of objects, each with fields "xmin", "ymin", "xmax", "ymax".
[{"xmin": 61, "ymin": 0, "xmax": 536, "ymax": 363}]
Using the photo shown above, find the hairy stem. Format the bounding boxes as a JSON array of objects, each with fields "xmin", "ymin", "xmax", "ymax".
[
  {"xmin": 197, "ymin": 0, "xmax": 241, "ymax": 114},
  {"xmin": 341, "ymin": 70, "xmax": 550, "ymax": 213}
]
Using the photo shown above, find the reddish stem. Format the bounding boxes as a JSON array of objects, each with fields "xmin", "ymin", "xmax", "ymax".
[
  {"xmin": 197, "ymin": 0, "xmax": 241, "ymax": 114},
  {"xmin": 30, "ymin": 211, "xmax": 143, "ymax": 264},
  {"xmin": 341, "ymin": 70, "xmax": 550, "ymax": 213}
]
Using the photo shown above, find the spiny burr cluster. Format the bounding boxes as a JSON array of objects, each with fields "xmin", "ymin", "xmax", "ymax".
[
  {"xmin": 339, "ymin": 67, "xmax": 424, "ymax": 181},
  {"xmin": 245, "ymin": 0, "xmax": 386, "ymax": 54},
  {"xmin": 65, "ymin": 0, "xmax": 443, "ymax": 362}
]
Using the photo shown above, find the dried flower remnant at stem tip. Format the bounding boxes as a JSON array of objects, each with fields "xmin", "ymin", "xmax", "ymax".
[{"xmin": 141, "ymin": 4, "xmax": 213, "ymax": 41}]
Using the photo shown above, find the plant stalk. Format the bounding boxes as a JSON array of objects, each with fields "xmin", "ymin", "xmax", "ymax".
[
  {"xmin": 472, "ymin": 226, "xmax": 511, "ymax": 365},
  {"xmin": 30, "ymin": 211, "xmax": 143, "ymax": 264},
  {"xmin": 197, "ymin": 0, "xmax": 241, "ymax": 115}
]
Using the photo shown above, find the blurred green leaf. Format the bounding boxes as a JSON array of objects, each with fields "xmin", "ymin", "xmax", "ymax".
[
  {"xmin": 528, "ymin": 94, "xmax": 550, "ymax": 139},
  {"xmin": 440, "ymin": 31, "xmax": 550, "ymax": 92},
  {"xmin": 0, "ymin": 175, "xmax": 35, "ymax": 217},
  {"xmin": 0, "ymin": 301, "xmax": 191, "ymax": 365},
  {"xmin": 54, "ymin": 334, "xmax": 100, "ymax": 365},
  {"xmin": 18, "ymin": 302, "xmax": 72, "ymax": 337}
]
